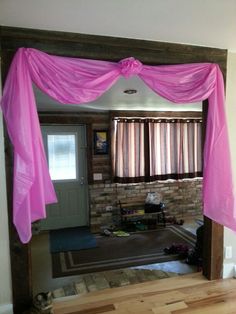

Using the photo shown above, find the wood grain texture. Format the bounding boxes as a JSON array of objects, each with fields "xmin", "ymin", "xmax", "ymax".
[
  {"xmin": 53, "ymin": 273, "xmax": 236, "ymax": 314},
  {"xmin": 0, "ymin": 26, "xmax": 227, "ymax": 76},
  {"xmin": 3, "ymin": 123, "xmax": 32, "ymax": 313},
  {"xmin": 202, "ymin": 101, "xmax": 223, "ymax": 280},
  {"xmin": 203, "ymin": 216, "xmax": 223, "ymax": 280},
  {"xmin": 110, "ymin": 111, "xmax": 202, "ymax": 119}
]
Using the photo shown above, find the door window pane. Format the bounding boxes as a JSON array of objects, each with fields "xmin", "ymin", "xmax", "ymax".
[{"xmin": 47, "ymin": 134, "xmax": 77, "ymax": 180}]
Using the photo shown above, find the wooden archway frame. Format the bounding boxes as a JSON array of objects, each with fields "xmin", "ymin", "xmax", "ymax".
[{"xmin": 0, "ymin": 26, "xmax": 226, "ymax": 313}]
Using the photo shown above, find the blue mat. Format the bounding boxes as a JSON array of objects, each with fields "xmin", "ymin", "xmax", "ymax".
[{"xmin": 49, "ymin": 227, "xmax": 97, "ymax": 253}]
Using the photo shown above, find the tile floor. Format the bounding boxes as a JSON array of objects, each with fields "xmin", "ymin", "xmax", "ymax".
[{"xmin": 31, "ymin": 216, "xmax": 202, "ymax": 296}]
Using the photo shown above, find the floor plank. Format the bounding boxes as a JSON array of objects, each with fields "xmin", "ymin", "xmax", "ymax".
[{"xmin": 53, "ymin": 273, "xmax": 236, "ymax": 314}]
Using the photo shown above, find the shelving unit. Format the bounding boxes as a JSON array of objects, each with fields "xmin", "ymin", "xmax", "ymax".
[{"xmin": 118, "ymin": 200, "xmax": 166, "ymax": 230}]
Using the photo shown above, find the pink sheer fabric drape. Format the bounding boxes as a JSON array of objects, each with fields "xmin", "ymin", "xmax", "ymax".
[{"xmin": 1, "ymin": 47, "xmax": 235, "ymax": 243}]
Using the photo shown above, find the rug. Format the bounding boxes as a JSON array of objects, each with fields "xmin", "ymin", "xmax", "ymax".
[
  {"xmin": 49, "ymin": 226, "xmax": 97, "ymax": 253},
  {"xmin": 51, "ymin": 225, "xmax": 196, "ymax": 278}
]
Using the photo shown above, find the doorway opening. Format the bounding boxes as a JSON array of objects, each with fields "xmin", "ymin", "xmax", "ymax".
[{"xmin": 30, "ymin": 81, "xmax": 204, "ymax": 298}]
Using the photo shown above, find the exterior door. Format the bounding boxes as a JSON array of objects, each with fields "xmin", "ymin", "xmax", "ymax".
[{"xmin": 41, "ymin": 125, "xmax": 89, "ymax": 230}]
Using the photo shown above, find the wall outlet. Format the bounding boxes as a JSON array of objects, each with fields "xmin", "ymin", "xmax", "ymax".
[
  {"xmin": 106, "ymin": 205, "xmax": 113, "ymax": 212},
  {"xmin": 224, "ymin": 246, "xmax": 233, "ymax": 259},
  {"xmin": 93, "ymin": 173, "xmax": 102, "ymax": 180}
]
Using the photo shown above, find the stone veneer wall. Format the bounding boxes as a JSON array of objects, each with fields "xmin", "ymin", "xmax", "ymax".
[{"xmin": 89, "ymin": 178, "xmax": 203, "ymax": 232}]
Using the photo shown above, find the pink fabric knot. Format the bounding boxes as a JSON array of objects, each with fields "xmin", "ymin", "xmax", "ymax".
[{"xmin": 119, "ymin": 57, "xmax": 143, "ymax": 78}]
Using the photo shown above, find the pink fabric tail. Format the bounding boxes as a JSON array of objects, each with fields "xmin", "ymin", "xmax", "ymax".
[
  {"xmin": 203, "ymin": 68, "xmax": 236, "ymax": 229},
  {"xmin": 1, "ymin": 49, "xmax": 57, "ymax": 243}
]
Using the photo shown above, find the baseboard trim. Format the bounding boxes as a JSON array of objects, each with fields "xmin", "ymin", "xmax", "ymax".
[{"xmin": 0, "ymin": 304, "xmax": 13, "ymax": 314}]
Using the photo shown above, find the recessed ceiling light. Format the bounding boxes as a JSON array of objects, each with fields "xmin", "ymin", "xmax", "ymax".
[{"xmin": 123, "ymin": 89, "xmax": 137, "ymax": 95}]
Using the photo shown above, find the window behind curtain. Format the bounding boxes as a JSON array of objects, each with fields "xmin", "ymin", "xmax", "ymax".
[
  {"xmin": 149, "ymin": 119, "xmax": 202, "ymax": 180},
  {"xmin": 113, "ymin": 118, "xmax": 145, "ymax": 183},
  {"xmin": 112, "ymin": 117, "xmax": 202, "ymax": 183}
]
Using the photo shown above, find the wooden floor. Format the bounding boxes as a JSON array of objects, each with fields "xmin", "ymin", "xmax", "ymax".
[{"xmin": 53, "ymin": 272, "xmax": 236, "ymax": 313}]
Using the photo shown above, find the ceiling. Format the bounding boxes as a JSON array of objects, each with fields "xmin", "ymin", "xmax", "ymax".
[
  {"xmin": 35, "ymin": 76, "xmax": 202, "ymax": 112},
  {"xmin": 1, "ymin": 0, "xmax": 233, "ymax": 112}
]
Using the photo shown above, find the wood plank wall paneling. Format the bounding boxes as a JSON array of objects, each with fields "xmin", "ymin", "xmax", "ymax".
[
  {"xmin": 0, "ymin": 26, "xmax": 227, "ymax": 78},
  {"xmin": 0, "ymin": 25, "xmax": 227, "ymax": 312},
  {"xmin": 4, "ymin": 129, "xmax": 33, "ymax": 312},
  {"xmin": 110, "ymin": 111, "xmax": 203, "ymax": 119}
]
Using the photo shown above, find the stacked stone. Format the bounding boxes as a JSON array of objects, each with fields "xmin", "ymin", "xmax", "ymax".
[{"xmin": 89, "ymin": 179, "xmax": 203, "ymax": 232}]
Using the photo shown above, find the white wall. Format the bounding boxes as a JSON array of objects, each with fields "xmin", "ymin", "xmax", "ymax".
[
  {"xmin": 223, "ymin": 52, "xmax": 236, "ymax": 278},
  {"xmin": 0, "ymin": 63, "xmax": 13, "ymax": 314},
  {"xmin": 1, "ymin": 0, "xmax": 236, "ymax": 51}
]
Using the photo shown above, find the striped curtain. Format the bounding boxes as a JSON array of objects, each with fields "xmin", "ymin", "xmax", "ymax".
[
  {"xmin": 113, "ymin": 118, "xmax": 145, "ymax": 183},
  {"xmin": 149, "ymin": 119, "xmax": 202, "ymax": 180},
  {"xmin": 112, "ymin": 118, "xmax": 202, "ymax": 183}
]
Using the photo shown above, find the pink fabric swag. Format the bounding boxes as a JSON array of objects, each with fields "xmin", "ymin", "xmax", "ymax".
[{"xmin": 1, "ymin": 48, "xmax": 235, "ymax": 243}]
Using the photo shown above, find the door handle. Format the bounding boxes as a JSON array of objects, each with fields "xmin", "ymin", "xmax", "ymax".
[{"xmin": 80, "ymin": 177, "xmax": 84, "ymax": 185}]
